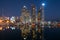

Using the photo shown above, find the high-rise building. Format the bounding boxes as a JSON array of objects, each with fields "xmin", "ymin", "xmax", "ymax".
[
  {"xmin": 37, "ymin": 8, "xmax": 42, "ymax": 28},
  {"xmin": 21, "ymin": 6, "xmax": 27, "ymax": 24},
  {"xmin": 31, "ymin": 5, "xmax": 36, "ymax": 29},
  {"xmin": 25, "ymin": 10, "xmax": 30, "ymax": 23},
  {"xmin": 31, "ymin": 5, "xmax": 36, "ymax": 23}
]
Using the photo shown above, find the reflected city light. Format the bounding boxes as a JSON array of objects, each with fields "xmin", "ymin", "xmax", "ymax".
[
  {"xmin": 10, "ymin": 27, "xmax": 15, "ymax": 30},
  {"xmin": 0, "ymin": 2, "xmax": 59, "ymax": 40},
  {"xmin": 24, "ymin": 38, "xmax": 26, "ymax": 40},
  {"xmin": 6, "ymin": 26, "xmax": 9, "ymax": 29},
  {"xmin": 29, "ymin": 19, "xmax": 31, "ymax": 22},
  {"xmin": 0, "ymin": 27, "xmax": 3, "ymax": 30}
]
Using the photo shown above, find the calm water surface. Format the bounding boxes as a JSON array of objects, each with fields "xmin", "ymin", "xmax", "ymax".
[{"xmin": 0, "ymin": 26, "xmax": 60, "ymax": 40}]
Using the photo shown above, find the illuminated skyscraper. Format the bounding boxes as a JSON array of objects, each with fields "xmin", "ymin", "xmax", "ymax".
[
  {"xmin": 21, "ymin": 6, "xmax": 27, "ymax": 16},
  {"xmin": 41, "ymin": 3, "xmax": 45, "ymax": 27},
  {"xmin": 25, "ymin": 10, "xmax": 30, "ymax": 23},
  {"xmin": 37, "ymin": 8, "xmax": 43, "ymax": 40},
  {"xmin": 21, "ymin": 6, "xmax": 27, "ymax": 24},
  {"xmin": 37, "ymin": 9, "xmax": 41, "ymax": 28},
  {"xmin": 37, "ymin": 8, "xmax": 42, "ymax": 28},
  {"xmin": 31, "ymin": 5, "xmax": 36, "ymax": 22},
  {"xmin": 31, "ymin": 5, "xmax": 36, "ymax": 29}
]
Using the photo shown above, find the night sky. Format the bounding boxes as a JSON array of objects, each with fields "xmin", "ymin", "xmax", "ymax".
[{"xmin": 0, "ymin": 0, "xmax": 60, "ymax": 21}]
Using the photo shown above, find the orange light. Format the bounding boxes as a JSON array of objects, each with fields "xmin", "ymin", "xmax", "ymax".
[
  {"xmin": 6, "ymin": 20, "xmax": 9, "ymax": 23},
  {"xmin": 32, "ymin": 23, "xmax": 35, "ymax": 25},
  {"xmin": 0, "ymin": 20, "xmax": 3, "ymax": 23},
  {"xmin": 6, "ymin": 26, "xmax": 9, "ymax": 29},
  {"xmin": 32, "ymin": 23, "xmax": 35, "ymax": 29},
  {"xmin": 0, "ymin": 27, "xmax": 3, "ymax": 30},
  {"xmin": 57, "ymin": 24, "xmax": 60, "ymax": 27}
]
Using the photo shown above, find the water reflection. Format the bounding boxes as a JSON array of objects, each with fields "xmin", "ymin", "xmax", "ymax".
[{"xmin": 0, "ymin": 26, "xmax": 60, "ymax": 40}]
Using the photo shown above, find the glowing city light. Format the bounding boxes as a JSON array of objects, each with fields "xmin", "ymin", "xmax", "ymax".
[
  {"xmin": 42, "ymin": 3, "xmax": 45, "ymax": 6},
  {"xmin": 29, "ymin": 19, "xmax": 31, "ymax": 22},
  {"xmin": 23, "ymin": 5, "xmax": 26, "ymax": 8},
  {"xmin": 10, "ymin": 16, "xmax": 15, "ymax": 23},
  {"xmin": 48, "ymin": 21, "xmax": 51, "ymax": 24},
  {"xmin": 6, "ymin": 26, "xmax": 9, "ymax": 29},
  {"xmin": 0, "ymin": 27, "xmax": 3, "ymax": 30},
  {"xmin": 6, "ymin": 20, "xmax": 9, "ymax": 23},
  {"xmin": 0, "ymin": 20, "xmax": 3, "ymax": 23},
  {"xmin": 10, "ymin": 27, "xmax": 15, "ymax": 30},
  {"xmin": 24, "ymin": 38, "xmax": 26, "ymax": 40}
]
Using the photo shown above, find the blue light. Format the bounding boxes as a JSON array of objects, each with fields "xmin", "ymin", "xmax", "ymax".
[
  {"xmin": 10, "ymin": 27, "xmax": 15, "ymax": 30},
  {"xmin": 42, "ymin": 3, "xmax": 45, "ymax": 6},
  {"xmin": 23, "ymin": 5, "xmax": 27, "ymax": 8}
]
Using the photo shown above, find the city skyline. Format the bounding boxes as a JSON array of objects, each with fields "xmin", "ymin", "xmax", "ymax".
[{"xmin": 0, "ymin": 0, "xmax": 60, "ymax": 21}]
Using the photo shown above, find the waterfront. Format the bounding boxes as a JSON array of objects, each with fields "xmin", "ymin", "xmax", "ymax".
[{"xmin": 0, "ymin": 26, "xmax": 60, "ymax": 40}]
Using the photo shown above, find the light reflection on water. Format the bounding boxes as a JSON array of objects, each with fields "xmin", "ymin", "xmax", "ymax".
[{"xmin": 0, "ymin": 26, "xmax": 60, "ymax": 40}]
